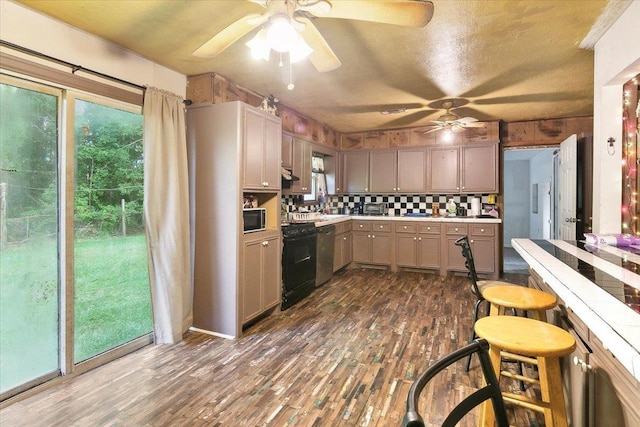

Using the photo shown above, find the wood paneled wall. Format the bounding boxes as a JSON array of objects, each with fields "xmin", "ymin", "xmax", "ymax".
[
  {"xmin": 501, "ymin": 116, "xmax": 593, "ymax": 147},
  {"xmin": 186, "ymin": 73, "xmax": 592, "ymax": 151}
]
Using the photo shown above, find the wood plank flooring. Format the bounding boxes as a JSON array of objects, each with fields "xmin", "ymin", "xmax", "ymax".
[{"xmin": 0, "ymin": 269, "xmax": 542, "ymax": 426}]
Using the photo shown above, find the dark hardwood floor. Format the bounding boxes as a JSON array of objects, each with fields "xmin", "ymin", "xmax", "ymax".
[{"xmin": 1, "ymin": 269, "xmax": 540, "ymax": 426}]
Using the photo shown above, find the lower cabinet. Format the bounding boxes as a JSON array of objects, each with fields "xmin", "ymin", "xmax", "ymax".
[
  {"xmin": 529, "ymin": 270, "xmax": 640, "ymax": 427},
  {"xmin": 395, "ymin": 222, "xmax": 440, "ymax": 269},
  {"xmin": 333, "ymin": 221, "xmax": 352, "ymax": 272},
  {"xmin": 444, "ymin": 224, "xmax": 468, "ymax": 273},
  {"xmin": 352, "ymin": 221, "xmax": 391, "ymax": 266},
  {"xmin": 241, "ymin": 232, "xmax": 281, "ymax": 324}
]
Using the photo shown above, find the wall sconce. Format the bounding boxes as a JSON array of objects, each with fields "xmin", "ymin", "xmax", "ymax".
[{"xmin": 607, "ymin": 137, "xmax": 616, "ymax": 155}]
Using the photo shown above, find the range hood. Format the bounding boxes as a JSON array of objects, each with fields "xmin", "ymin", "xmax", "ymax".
[{"xmin": 281, "ymin": 167, "xmax": 299, "ymax": 181}]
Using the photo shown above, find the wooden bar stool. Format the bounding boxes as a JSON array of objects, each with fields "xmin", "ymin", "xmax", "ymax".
[
  {"xmin": 474, "ymin": 316, "xmax": 576, "ymax": 427},
  {"xmin": 481, "ymin": 285, "xmax": 557, "ymax": 321}
]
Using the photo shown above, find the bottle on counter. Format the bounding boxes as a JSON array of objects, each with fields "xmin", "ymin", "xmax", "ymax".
[{"xmin": 446, "ymin": 199, "xmax": 457, "ymax": 217}]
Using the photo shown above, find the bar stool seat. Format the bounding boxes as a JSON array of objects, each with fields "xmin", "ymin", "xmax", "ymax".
[
  {"xmin": 475, "ymin": 316, "xmax": 576, "ymax": 427},
  {"xmin": 482, "ymin": 285, "xmax": 557, "ymax": 321}
]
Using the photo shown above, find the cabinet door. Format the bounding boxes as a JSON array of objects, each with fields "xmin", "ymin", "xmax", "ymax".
[
  {"xmin": 370, "ymin": 150, "xmax": 397, "ymax": 193},
  {"xmin": 418, "ymin": 235, "xmax": 440, "ymax": 269},
  {"xmin": 470, "ymin": 237, "xmax": 495, "ymax": 274},
  {"xmin": 342, "ymin": 232, "xmax": 352, "ymax": 266},
  {"xmin": 261, "ymin": 235, "xmax": 281, "ymax": 309},
  {"xmin": 242, "ymin": 239, "xmax": 263, "ymax": 322},
  {"xmin": 461, "ymin": 144, "xmax": 498, "ymax": 193},
  {"xmin": 352, "ymin": 232, "xmax": 371, "ymax": 263},
  {"xmin": 343, "ymin": 151, "xmax": 370, "ymax": 193},
  {"xmin": 428, "ymin": 147, "xmax": 460, "ymax": 193},
  {"xmin": 396, "ymin": 234, "xmax": 418, "ymax": 267},
  {"xmin": 263, "ymin": 115, "xmax": 281, "ymax": 190},
  {"xmin": 291, "ymin": 138, "xmax": 312, "ymax": 193},
  {"xmin": 397, "ymin": 148, "xmax": 427, "ymax": 193},
  {"xmin": 371, "ymin": 233, "xmax": 391, "ymax": 265},
  {"xmin": 333, "ymin": 233, "xmax": 343, "ymax": 272},
  {"xmin": 243, "ymin": 108, "xmax": 266, "ymax": 190},
  {"xmin": 282, "ymin": 132, "xmax": 293, "ymax": 168}
]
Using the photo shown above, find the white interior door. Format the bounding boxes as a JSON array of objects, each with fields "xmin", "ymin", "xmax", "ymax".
[{"xmin": 558, "ymin": 134, "xmax": 577, "ymax": 240}]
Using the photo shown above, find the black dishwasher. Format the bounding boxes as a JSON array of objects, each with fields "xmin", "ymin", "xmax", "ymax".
[{"xmin": 315, "ymin": 224, "xmax": 335, "ymax": 287}]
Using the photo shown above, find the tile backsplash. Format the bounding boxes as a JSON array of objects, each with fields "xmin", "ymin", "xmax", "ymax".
[{"xmin": 283, "ymin": 194, "xmax": 492, "ymax": 216}]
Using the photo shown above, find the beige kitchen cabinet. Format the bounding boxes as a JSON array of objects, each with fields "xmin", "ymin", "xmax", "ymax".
[
  {"xmin": 333, "ymin": 221, "xmax": 352, "ymax": 272},
  {"xmin": 395, "ymin": 222, "xmax": 440, "ymax": 270},
  {"xmin": 243, "ymin": 107, "xmax": 281, "ymax": 191},
  {"xmin": 287, "ymin": 137, "xmax": 312, "ymax": 194},
  {"xmin": 282, "ymin": 132, "xmax": 293, "ymax": 168},
  {"xmin": 468, "ymin": 224, "xmax": 498, "ymax": 275},
  {"xmin": 443, "ymin": 224, "xmax": 468, "ymax": 273},
  {"xmin": 460, "ymin": 143, "xmax": 498, "ymax": 193},
  {"xmin": 352, "ymin": 221, "xmax": 391, "ymax": 266},
  {"xmin": 427, "ymin": 143, "xmax": 498, "ymax": 194},
  {"xmin": 369, "ymin": 148, "xmax": 427, "ymax": 194},
  {"xmin": 343, "ymin": 151, "xmax": 370, "ymax": 193},
  {"xmin": 427, "ymin": 147, "xmax": 460, "ymax": 193},
  {"xmin": 241, "ymin": 232, "xmax": 281, "ymax": 324},
  {"xmin": 187, "ymin": 101, "xmax": 281, "ymax": 338}
]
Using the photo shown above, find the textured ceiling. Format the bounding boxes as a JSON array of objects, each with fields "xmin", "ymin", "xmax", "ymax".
[{"xmin": 13, "ymin": 0, "xmax": 623, "ymax": 133}]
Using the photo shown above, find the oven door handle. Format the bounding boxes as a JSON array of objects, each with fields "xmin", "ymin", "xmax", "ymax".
[{"xmin": 295, "ymin": 255, "xmax": 311, "ymax": 264}]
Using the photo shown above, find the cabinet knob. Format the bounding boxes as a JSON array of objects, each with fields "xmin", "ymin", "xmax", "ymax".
[
  {"xmin": 572, "ymin": 356, "xmax": 592, "ymax": 373},
  {"xmin": 367, "ymin": 234, "xmax": 371, "ymax": 238},
  {"xmin": 343, "ymin": 237, "xmax": 347, "ymax": 240},
  {"xmin": 262, "ymin": 241, "xmax": 268, "ymax": 246},
  {"xmin": 427, "ymin": 227, "xmax": 431, "ymax": 230},
  {"xmin": 480, "ymin": 228, "xmax": 484, "ymax": 232},
  {"xmin": 418, "ymin": 237, "xmax": 422, "ymax": 241},
  {"xmin": 470, "ymin": 239, "xmax": 474, "ymax": 243},
  {"xmin": 413, "ymin": 237, "xmax": 417, "ymax": 241},
  {"xmin": 379, "ymin": 225, "xmax": 383, "ymax": 229},
  {"xmin": 360, "ymin": 224, "xmax": 364, "ymax": 228},
  {"xmin": 365, "ymin": 188, "xmax": 368, "ymax": 191},
  {"xmin": 372, "ymin": 235, "xmax": 375, "ymax": 239},
  {"xmin": 455, "ymin": 228, "xmax": 459, "ymax": 232},
  {"xmin": 403, "ymin": 226, "xmax": 407, "ymax": 230}
]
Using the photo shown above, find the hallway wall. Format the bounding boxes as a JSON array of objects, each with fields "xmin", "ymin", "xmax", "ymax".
[{"xmin": 503, "ymin": 159, "xmax": 530, "ymax": 247}]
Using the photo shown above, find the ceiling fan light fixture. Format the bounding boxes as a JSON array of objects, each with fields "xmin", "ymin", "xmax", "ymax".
[
  {"xmin": 289, "ymin": 34, "xmax": 313, "ymax": 63},
  {"xmin": 246, "ymin": 29, "xmax": 270, "ymax": 60},
  {"xmin": 267, "ymin": 14, "xmax": 298, "ymax": 53}
]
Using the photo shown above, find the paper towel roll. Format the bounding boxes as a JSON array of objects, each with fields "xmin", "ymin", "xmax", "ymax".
[{"xmin": 470, "ymin": 198, "xmax": 481, "ymax": 216}]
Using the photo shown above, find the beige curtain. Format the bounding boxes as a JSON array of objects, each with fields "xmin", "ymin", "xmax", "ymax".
[{"xmin": 143, "ymin": 87, "xmax": 192, "ymax": 344}]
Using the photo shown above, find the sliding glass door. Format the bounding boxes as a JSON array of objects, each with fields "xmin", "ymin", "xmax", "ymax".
[
  {"xmin": 72, "ymin": 97, "xmax": 152, "ymax": 363},
  {"xmin": 0, "ymin": 78, "xmax": 61, "ymax": 397},
  {"xmin": 0, "ymin": 75, "xmax": 152, "ymax": 399}
]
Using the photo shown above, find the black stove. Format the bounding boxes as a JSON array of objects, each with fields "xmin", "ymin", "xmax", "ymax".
[{"xmin": 281, "ymin": 222, "xmax": 317, "ymax": 309}]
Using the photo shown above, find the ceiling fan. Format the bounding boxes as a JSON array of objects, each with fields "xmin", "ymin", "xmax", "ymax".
[
  {"xmin": 423, "ymin": 101, "xmax": 485, "ymax": 135},
  {"xmin": 192, "ymin": 0, "xmax": 434, "ymax": 73}
]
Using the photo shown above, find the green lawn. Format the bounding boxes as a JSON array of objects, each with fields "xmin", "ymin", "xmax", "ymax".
[{"xmin": 0, "ymin": 234, "xmax": 152, "ymax": 393}]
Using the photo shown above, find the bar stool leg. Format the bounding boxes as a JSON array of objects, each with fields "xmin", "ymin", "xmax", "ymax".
[{"xmin": 538, "ymin": 356, "xmax": 569, "ymax": 427}]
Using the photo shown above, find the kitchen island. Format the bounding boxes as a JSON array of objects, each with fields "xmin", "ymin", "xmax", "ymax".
[{"xmin": 513, "ymin": 238, "xmax": 640, "ymax": 426}]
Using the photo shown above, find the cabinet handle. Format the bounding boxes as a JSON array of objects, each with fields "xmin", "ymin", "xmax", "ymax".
[
  {"xmin": 365, "ymin": 188, "xmax": 368, "ymax": 191},
  {"xmin": 367, "ymin": 234, "xmax": 371, "ymax": 238},
  {"xmin": 455, "ymin": 228, "xmax": 459, "ymax": 232},
  {"xmin": 413, "ymin": 237, "xmax": 417, "ymax": 241},
  {"xmin": 262, "ymin": 241, "xmax": 268, "ymax": 246},
  {"xmin": 480, "ymin": 228, "xmax": 484, "ymax": 233},
  {"xmin": 470, "ymin": 239, "xmax": 474, "ymax": 243},
  {"xmin": 572, "ymin": 356, "xmax": 592, "ymax": 373},
  {"xmin": 360, "ymin": 224, "xmax": 364, "ymax": 228},
  {"xmin": 403, "ymin": 226, "xmax": 407, "ymax": 230},
  {"xmin": 343, "ymin": 237, "xmax": 347, "ymax": 240},
  {"xmin": 418, "ymin": 237, "xmax": 422, "ymax": 241},
  {"xmin": 427, "ymin": 227, "xmax": 431, "ymax": 230},
  {"xmin": 372, "ymin": 235, "xmax": 375, "ymax": 239},
  {"xmin": 379, "ymin": 225, "xmax": 383, "ymax": 229}
]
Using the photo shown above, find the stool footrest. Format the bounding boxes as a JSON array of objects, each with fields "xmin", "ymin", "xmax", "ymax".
[
  {"xmin": 502, "ymin": 391, "xmax": 551, "ymax": 413},
  {"xmin": 501, "ymin": 351, "xmax": 537, "ymax": 365},
  {"xmin": 500, "ymin": 370, "xmax": 539, "ymax": 385}
]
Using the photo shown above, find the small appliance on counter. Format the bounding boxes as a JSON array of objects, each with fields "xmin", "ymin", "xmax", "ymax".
[{"xmin": 362, "ymin": 202, "xmax": 387, "ymax": 216}]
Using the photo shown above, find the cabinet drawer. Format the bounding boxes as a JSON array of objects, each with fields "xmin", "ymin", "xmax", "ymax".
[
  {"xmin": 445, "ymin": 224, "xmax": 468, "ymax": 235},
  {"xmin": 353, "ymin": 221, "xmax": 371, "ymax": 232},
  {"xmin": 419, "ymin": 224, "xmax": 440, "ymax": 234},
  {"xmin": 372, "ymin": 222, "xmax": 391, "ymax": 233},
  {"xmin": 396, "ymin": 223, "xmax": 417, "ymax": 233},
  {"xmin": 470, "ymin": 224, "xmax": 495, "ymax": 236},
  {"xmin": 334, "ymin": 222, "xmax": 346, "ymax": 235}
]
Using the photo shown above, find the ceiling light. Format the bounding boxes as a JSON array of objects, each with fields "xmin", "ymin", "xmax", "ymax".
[
  {"xmin": 380, "ymin": 108, "xmax": 407, "ymax": 115},
  {"xmin": 245, "ymin": 14, "xmax": 312, "ymax": 63}
]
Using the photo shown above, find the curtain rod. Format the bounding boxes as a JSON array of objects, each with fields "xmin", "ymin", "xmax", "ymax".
[{"xmin": 0, "ymin": 40, "xmax": 192, "ymax": 105}]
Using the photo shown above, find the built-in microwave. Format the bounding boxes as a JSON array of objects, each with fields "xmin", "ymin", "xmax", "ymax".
[{"xmin": 243, "ymin": 208, "xmax": 266, "ymax": 233}]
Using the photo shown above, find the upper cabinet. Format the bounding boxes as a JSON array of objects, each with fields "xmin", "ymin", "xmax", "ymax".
[
  {"xmin": 243, "ymin": 108, "xmax": 282, "ymax": 191},
  {"xmin": 281, "ymin": 132, "xmax": 293, "ymax": 169},
  {"xmin": 369, "ymin": 148, "xmax": 427, "ymax": 194},
  {"xmin": 290, "ymin": 138, "xmax": 312, "ymax": 194},
  {"xmin": 343, "ymin": 151, "xmax": 370, "ymax": 193},
  {"xmin": 427, "ymin": 143, "xmax": 498, "ymax": 194}
]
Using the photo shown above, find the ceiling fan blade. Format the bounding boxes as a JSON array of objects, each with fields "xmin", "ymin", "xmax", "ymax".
[
  {"xmin": 193, "ymin": 13, "xmax": 267, "ymax": 57},
  {"xmin": 296, "ymin": 0, "xmax": 332, "ymax": 15},
  {"xmin": 452, "ymin": 126, "xmax": 466, "ymax": 133},
  {"xmin": 460, "ymin": 121, "xmax": 486, "ymax": 128},
  {"xmin": 298, "ymin": 17, "xmax": 341, "ymax": 72},
  {"xmin": 315, "ymin": 1, "xmax": 434, "ymax": 27},
  {"xmin": 423, "ymin": 127, "xmax": 442, "ymax": 135},
  {"xmin": 456, "ymin": 117, "xmax": 478, "ymax": 124}
]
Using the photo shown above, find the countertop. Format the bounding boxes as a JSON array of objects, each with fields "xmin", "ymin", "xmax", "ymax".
[
  {"xmin": 512, "ymin": 238, "xmax": 640, "ymax": 381},
  {"xmin": 306, "ymin": 214, "xmax": 502, "ymax": 227}
]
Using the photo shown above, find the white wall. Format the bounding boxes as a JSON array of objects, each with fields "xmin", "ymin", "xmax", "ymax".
[
  {"xmin": 529, "ymin": 150, "xmax": 555, "ymax": 238},
  {"xmin": 592, "ymin": 1, "xmax": 640, "ymax": 233},
  {"xmin": 503, "ymin": 159, "xmax": 530, "ymax": 247},
  {"xmin": 0, "ymin": 1, "xmax": 186, "ymax": 96}
]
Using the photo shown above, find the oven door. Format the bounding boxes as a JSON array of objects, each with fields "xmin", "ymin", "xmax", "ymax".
[{"xmin": 282, "ymin": 233, "xmax": 317, "ymax": 291}]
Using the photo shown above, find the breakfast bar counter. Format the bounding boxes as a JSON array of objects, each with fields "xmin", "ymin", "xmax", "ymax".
[{"xmin": 512, "ymin": 238, "xmax": 640, "ymax": 381}]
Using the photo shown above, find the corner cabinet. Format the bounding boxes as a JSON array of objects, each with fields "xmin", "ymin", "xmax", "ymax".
[
  {"xmin": 243, "ymin": 107, "xmax": 282, "ymax": 191},
  {"xmin": 187, "ymin": 101, "xmax": 282, "ymax": 338},
  {"xmin": 427, "ymin": 143, "xmax": 498, "ymax": 194}
]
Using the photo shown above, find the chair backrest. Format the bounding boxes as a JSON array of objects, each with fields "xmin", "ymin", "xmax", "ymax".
[
  {"xmin": 454, "ymin": 235, "xmax": 481, "ymax": 297},
  {"xmin": 402, "ymin": 338, "xmax": 509, "ymax": 427}
]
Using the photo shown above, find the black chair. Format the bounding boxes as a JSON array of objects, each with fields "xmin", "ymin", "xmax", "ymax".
[{"xmin": 402, "ymin": 338, "xmax": 509, "ymax": 427}]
